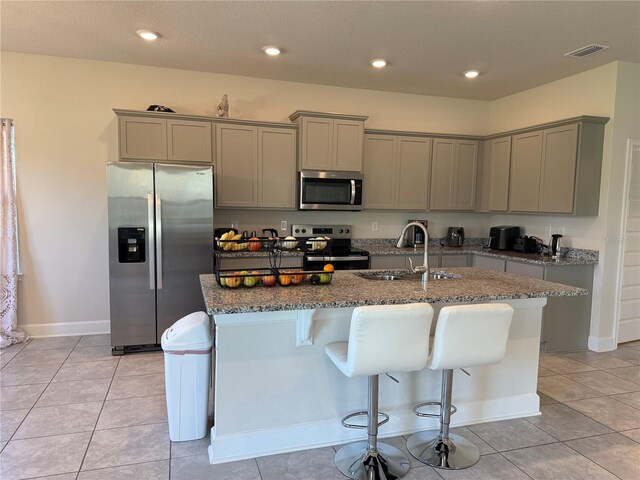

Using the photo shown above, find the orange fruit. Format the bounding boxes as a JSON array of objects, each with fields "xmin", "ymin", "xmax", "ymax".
[{"xmin": 323, "ymin": 264, "xmax": 334, "ymax": 272}]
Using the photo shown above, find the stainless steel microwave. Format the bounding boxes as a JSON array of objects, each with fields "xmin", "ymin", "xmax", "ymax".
[{"xmin": 298, "ymin": 171, "xmax": 363, "ymax": 211}]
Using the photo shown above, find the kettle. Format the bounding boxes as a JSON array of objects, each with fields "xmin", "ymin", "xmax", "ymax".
[
  {"xmin": 551, "ymin": 234, "xmax": 563, "ymax": 260},
  {"xmin": 442, "ymin": 227, "xmax": 465, "ymax": 247}
]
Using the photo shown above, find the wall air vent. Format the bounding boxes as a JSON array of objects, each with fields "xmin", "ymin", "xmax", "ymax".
[{"xmin": 563, "ymin": 44, "xmax": 609, "ymax": 58}]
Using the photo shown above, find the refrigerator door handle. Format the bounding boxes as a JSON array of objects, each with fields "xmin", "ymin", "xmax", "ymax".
[
  {"xmin": 155, "ymin": 193, "xmax": 163, "ymax": 289},
  {"xmin": 147, "ymin": 193, "xmax": 156, "ymax": 290}
]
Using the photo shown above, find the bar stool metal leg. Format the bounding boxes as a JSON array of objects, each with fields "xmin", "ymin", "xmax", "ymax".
[
  {"xmin": 334, "ymin": 375, "xmax": 410, "ymax": 480},
  {"xmin": 406, "ymin": 370, "xmax": 480, "ymax": 470}
]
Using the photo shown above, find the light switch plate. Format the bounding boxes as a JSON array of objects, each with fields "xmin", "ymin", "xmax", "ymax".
[{"xmin": 281, "ymin": 221, "xmax": 288, "ymax": 231}]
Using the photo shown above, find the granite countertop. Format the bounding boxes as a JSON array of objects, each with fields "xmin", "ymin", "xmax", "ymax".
[
  {"xmin": 365, "ymin": 245, "xmax": 597, "ymax": 266},
  {"xmin": 200, "ymin": 267, "xmax": 586, "ymax": 315}
]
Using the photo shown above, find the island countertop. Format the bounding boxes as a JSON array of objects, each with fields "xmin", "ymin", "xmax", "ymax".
[{"xmin": 200, "ymin": 267, "xmax": 586, "ymax": 315}]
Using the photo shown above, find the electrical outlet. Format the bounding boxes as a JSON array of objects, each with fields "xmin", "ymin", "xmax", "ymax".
[
  {"xmin": 558, "ymin": 226, "xmax": 565, "ymax": 235},
  {"xmin": 280, "ymin": 221, "xmax": 288, "ymax": 231},
  {"xmin": 544, "ymin": 225, "xmax": 552, "ymax": 236},
  {"xmin": 372, "ymin": 222, "xmax": 378, "ymax": 232},
  {"xmin": 231, "ymin": 219, "xmax": 239, "ymax": 230}
]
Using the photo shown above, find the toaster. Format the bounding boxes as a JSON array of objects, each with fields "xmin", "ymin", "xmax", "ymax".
[{"xmin": 488, "ymin": 226, "xmax": 521, "ymax": 251}]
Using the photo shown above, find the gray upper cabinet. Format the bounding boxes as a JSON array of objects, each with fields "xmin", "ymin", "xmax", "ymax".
[
  {"xmin": 290, "ymin": 111, "xmax": 368, "ymax": 172},
  {"xmin": 363, "ymin": 134, "xmax": 431, "ymax": 210},
  {"xmin": 538, "ymin": 124, "xmax": 578, "ymax": 214},
  {"xmin": 509, "ymin": 131, "xmax": 543, "ymax": 212},
  {"xmin": 486, "ymin": 136, "xmax": 512, "ymax": 212},
  {"xmin": 118, "ymin": 115, "xmax": 212, "ymax": 163},
  {"xmin": 429, "ymin": 139, "xmax": 478, "ymax": 211},
  {"xmin": 215, "ymin": 123, "xmax": 297, "ymax": 209}
]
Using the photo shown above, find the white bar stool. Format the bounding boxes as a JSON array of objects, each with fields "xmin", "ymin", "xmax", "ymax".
[
  {"xmin": 407, "ymin": 303, "xmax": 513, "ymax": 470},
  {"xmin": 325, "ymin": 303, "xmax": 434, "ymax": 480}
]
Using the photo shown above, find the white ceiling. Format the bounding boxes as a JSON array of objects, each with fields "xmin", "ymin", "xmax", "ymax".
[{"xmin": 2, "ymin": 1, "xmax": 639, "ymax": 100}]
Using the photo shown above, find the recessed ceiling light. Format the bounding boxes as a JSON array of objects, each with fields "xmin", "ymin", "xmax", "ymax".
[
  {"xmin": 137, "ymin": 30, "xmax": 160, "ymax": 41},
  {"xmin": 370, "ymin": 59, "xmax": 387, "ymax": 68},
  {"xmin": 464, "ymin": 70, "xmax": 479, "ymax": 79},
  {"xmin": 262, "ymin": 46, "xmax": 281, "ymax": 56}
]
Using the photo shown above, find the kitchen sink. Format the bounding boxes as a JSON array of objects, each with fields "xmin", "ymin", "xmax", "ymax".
[{"xmin": 356, "ymin": 270, "xmax": 461, "ymax": 281}]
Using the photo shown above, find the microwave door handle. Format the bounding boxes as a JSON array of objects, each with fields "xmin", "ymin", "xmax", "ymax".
[{"xmin": 350, "ymin": 180, "xmax": 356, "ymax": 205}]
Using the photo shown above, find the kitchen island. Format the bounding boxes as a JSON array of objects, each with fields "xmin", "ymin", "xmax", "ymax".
[{"xmin": 200, "ymin": 268, "xmax": 585, "ymax": 464}]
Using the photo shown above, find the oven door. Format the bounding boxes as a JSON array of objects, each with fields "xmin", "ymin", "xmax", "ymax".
[
  {"xmin": 304, "ymin": 254, "xmax": 370, "ymax": 271},
  {"xmin": 299, "ymin": 171, "xmax": 363, "ymax": 211}
]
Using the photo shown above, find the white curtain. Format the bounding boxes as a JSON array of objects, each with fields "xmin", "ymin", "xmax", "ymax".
[{"xmin": 1, "ymin": 118, "xmax": 28, "ymax": 348}]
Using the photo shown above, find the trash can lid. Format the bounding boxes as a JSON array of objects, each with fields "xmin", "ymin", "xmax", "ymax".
[{"xmin": 161, "ymin": 311, "xmax": 213, "ymax": 351}]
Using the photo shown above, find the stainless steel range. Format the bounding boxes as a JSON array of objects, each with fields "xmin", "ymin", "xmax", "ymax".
[{"xmin": 291, "ymin": 224, "xmax": 370, "ymax": 270}]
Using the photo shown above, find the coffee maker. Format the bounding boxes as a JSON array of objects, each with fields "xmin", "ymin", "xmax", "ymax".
[{"xmin": 406, "ymin": 220, "xmax": 428, "ymax": 247}]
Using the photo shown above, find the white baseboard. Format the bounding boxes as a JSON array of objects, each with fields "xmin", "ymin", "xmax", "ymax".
[
  {"xmin": 208, "ymin": 393, "xmax": 540, "ymax": 464},
  {"xmin": 21, "ymin": 320, "xmax": 110, "ymax": 338},
  {"xmin": 588, "ymin": 335, "xmax": 617, "ymax": 352}
]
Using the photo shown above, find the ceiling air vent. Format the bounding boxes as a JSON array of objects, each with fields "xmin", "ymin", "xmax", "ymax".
[{"xmin": 563, "ymin": 44, "xmax": 609, "ymax": 58}]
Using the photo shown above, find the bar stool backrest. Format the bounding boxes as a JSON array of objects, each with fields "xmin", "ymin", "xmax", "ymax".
[
  {"xmin": 429, "ymin": 303, "xmax": 514, "ymax": 371},
  {"xmin": 346, "ymin": 303, "xmax": 434, "ymax": 377}
]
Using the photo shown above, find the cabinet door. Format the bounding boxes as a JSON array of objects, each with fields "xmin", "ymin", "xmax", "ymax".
[
  {"xmin": 370, "ymin": 255, "xmax": 406, "ymax": 269},
  {"xmin": 363, "ymin": 135, "xmax": 397, "ymax": 209},
  {"xmin": 119, "ymin": 116, "xmax": 167, "ymax": 160},
  {"xmin": 539, "ymin": 124, "xmax": 578, "ymax": 214},
  {"xmin": 472, "ymin": 255, "xmax": 506, "ymax": 272},
  {"xmin": 453, "ymin": 140, "xmax": 478, "ymax": 210},
  {"xmin": 333, "ymin": 119, "xmax": 364, "ymax": 171},
  {"xmin": 488, "ymin": 137, "xmax": 512, "ymax": 212},
  {"xmin": 396, "ymin": 137, "xmax": 432, "ymax": 210},
  {"xmin": 441, "ymin": 255, "xmax": 469, "ymax": 267},
  {"xmin": 506, "ymin": 261, "xmax": 544, "ymax": 279},
  {"xmin": 429, "ymin": 139, "xmax": 455, "ymax": 210},
  {"xmin": 258, "ymin": 128, "xmax": 296, "ymax": 209},
  {"xmin": 509, "ymin": 131, "xmax": 543, "ymax": 212},
  {"xmin": 167, "ymin": 120, "xmax": 212, "ymax": 163},
  {"xmin": 300, "ymin": 117, "xmax": 333, "ymax": 170},
  {"xmin": 216, "ymin": 124, "xmax": 258, "ymax": 208}
]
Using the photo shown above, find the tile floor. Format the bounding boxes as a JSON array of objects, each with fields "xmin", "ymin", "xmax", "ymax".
[{"xmin": 1, "ymin": 336, "xmax": 639, "ymax": 479}]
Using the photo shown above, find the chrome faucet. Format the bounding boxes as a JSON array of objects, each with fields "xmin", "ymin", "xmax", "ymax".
[{"xmin": 396, "ymin": 222, "xmax": 429, "ymax": 287}]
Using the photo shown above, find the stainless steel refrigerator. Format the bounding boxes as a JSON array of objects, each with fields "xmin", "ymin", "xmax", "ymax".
[{"xmin": 107, "ymin": 162, "xmax": 213, "ymax": 354}]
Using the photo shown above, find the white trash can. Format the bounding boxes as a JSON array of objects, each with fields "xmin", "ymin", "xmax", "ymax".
[{"xmin": 161, "ymin": 311, "xmax": 213, "ymax": 442}]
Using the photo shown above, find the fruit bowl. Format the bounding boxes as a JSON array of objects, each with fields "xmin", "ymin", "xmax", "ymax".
[
  {"xmin": 276, "ymin": 269, "xmax": 333, "ymax": 286},
  {"xmin": 215, "ymin": 268, "xmax": 279, "ymax": 288}
]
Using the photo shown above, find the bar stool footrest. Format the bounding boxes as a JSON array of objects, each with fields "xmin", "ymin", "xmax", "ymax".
[
  {"xmin": 413, "ymin": 401, "xmax": 457, "ymax": 418},
  {"xmin": 341, "ymin": 411, "xmax": 390, "ymax": 429}
]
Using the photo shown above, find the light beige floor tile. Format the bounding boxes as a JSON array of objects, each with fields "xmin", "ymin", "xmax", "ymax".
[
  {"xmin": 36, "ymin": 378, "xmax": 111, "ymax": 407},
  {"xmin": 115, "ymin": 353, "xmax": 164, "ymax": 377},
  {"xmin": 0, "ymin": 351, "xmax": 20, "ymax": 368},
  {"xmin": 14, "ymin": 402, "xmax": 102, "ymax": 440},
  {"xmin": 565, "ymin": 396, "xmax": 640, "ymax": 431},
  {"xmin": 107, "ymin": 373, "xmax": 165, "ymax": 400},
  {"xmin": 172, "ymin": 454, "xmax": 260, "ymax": 480},
  {"xmin": 565, "ymin": 370, "xmax": 640, "ymax": 395},
  {"xmin": 78, "ymin": 460, "xmax": 169, "ymax": 480},
  {"xmin": 77, "ymin": 334, "xmax": 111, "ymax": 348},
  {"xmin": 604, "ymin": 365, "xmax": 640, "ymax": 385},
  {"xmin": 96, "ymin": 395, "xmax": 167, "ymax": 430},
  {"xmin": 6, "ymin": 348, "xmax": 72, "ymax": 368},
  {"xmin": 538, "ymin": 354, "xmax": 595, "ymax": 374},
  {"xmin": 612, "ymin": 391, "xmax": 640, "ymax": 410},
  {"xmin": 53, "ymin": 358, "xmax": 119, "ymax": 382},
  {"xmin": 82, "ymin": 423, "xmax": 169, "ymax": 471},
  {"xmin": 67, "ymin": 346, "xmax": 113, "ymax": 363},
  {"xmin": 450, "ymin": 426, "xmax": 496, "ymax": 455},
  {"xmin": 564, "ymin": 350, "xmax": 633, "ymax": 369},
  {"xmin": 504, "ymin": 442, "xmax": 617, "ymax": 479},
  {"xmin": 29, "ymin": 475, "xmax": 78, "ymax": 480},
  {"xmin": 0, "ymin": 364, "xmax": 60, "ymax": 386},
  {"xmin": 0, "ymin": 384, "xmax": 47, "ymax": 410},
  {"xmin": 382, "ymin": 435, "xmax": 433, "ymax": 469},
  {"xmin": 537, "ymin": 392, "xmax": 558, "ymax": 406},
  {"xmin": 620, "ymin": 428, "xmax": 640, "ymax": 443},
  {"xmin": 566, "ymin": 432, "xmax": 640, "ymax": 480},
  {"xmin": 0, "ymin": 441, "xmax": 5, "ymax": 452},
  {"xmin": 24, "ymin": 336, "xmax": 80, "ymax": 351},
  {"xmin": 435, "ymin": 453, "xmax": 530, "ymax": 479},
  {"xmin": 467, "ymin": 418, "xmax": 556, "ymax": 452},
  {"xmin": 402, "ymin": 466, "xmax": 444, "ymax": 480},
  {"xmin": 0, "ymin": 342, "xmax": 29, "ymax": 356},
  {"xmin": 170, "ymin": 434, "xmax": 211, "ymax": 459},
  {"xmin": 537, "ymin": 367, "xmax": 555, "ymax": 377},
  {"xmin": 256, "ymin": 446, "xmax": 346, "ymax": 480},
  {"xmin": 607, "ymin": 347, "xmax": 640, "ymax": 365},
  {"xmin": 0, "ymin": 409, "xmax": 29, "ymax": 442},
  {"xmin": 526, "ymin": 403, "xmax": 613, "ymax": 441},
  {"xmin": 536, "ymin": 375, "xmax": 603, "ymax": 402},
  {"xmin": 0, "ymin": 431, "xmax": 91, "ymax": 480}
]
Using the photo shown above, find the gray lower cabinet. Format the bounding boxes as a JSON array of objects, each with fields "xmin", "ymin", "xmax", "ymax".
[
  {"xmin": 369, "ymin": 255, "xmax": 406, "ymax": 270},
  {"xmin": 441, "ymin": 254, "xmax": 470, "ymax": 267},
  {"xmin": 429, "ymin": 139, "xmax": 478, "ymax": 211},
  {"xmin": 216, "ymin": 256, "xmax": 302, "ymax": 271},
  {"xmin": 472, "ymin": 255, "xmax": 506, "ymax": 272},
  {"xmin": 363, "ymin": 134, "xmax": 432, "ymax": 210},
  {"xmin": 215, "ymin": 124, "xmax": 296, "ymax": 209}
]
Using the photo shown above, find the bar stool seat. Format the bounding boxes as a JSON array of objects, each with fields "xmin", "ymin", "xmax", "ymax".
[
  {"xmin": 407, "ymin": 303, "xmax": 513, "ymax": 470},
  {"xmin": 325, "ymin": 303, "xmax": 434, "ymax": 480}
]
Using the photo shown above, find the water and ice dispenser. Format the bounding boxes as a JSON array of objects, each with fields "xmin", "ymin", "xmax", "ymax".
[{"xmin": 118, "ymin": 227, "xmax": 146, "ymax": 263}]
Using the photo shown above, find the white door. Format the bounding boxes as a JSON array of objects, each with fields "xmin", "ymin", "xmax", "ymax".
[{"xmin": 618, "ymin": 144, "xmax": 640, "ymax": 344}]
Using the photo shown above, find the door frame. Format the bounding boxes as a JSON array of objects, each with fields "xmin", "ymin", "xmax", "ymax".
[{"xmin": 613, "ymin": 138, "xmax": 640, "ymax": 345}]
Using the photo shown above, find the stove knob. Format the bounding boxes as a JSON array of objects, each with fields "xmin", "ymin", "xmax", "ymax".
[
  {"xmin": 294, "ymin": 229, "xmax": 300, "ymax": 234},
  {"xmin": 302, "ymin": 229, "xmax": 307, "ymax": 234}
]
